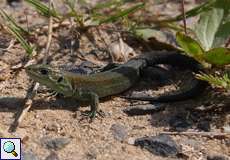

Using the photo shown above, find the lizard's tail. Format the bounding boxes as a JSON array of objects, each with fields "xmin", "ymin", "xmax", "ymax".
[
  {"xmin": 141, "ymin": 51, "xmax": 204, "ymax": 72},
  {"xmin": 121, "ymin": 79, "xmax": 208, "ymax": 103},
  {"xmin": 122, "ymin": 51, "xmax": 209, "ymax": 102}
]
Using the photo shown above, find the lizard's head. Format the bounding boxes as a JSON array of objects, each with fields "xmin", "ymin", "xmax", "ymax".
[{"xmin": 25, "ymin": 64, "xmax": 73, "ymax": 96}]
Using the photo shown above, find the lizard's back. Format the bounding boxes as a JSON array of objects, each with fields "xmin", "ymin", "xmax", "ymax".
[{"xmin": 63, "ymin": 59, "xmax": 146, "ymax": 97}]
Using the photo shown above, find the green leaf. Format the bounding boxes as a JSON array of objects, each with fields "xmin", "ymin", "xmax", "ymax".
[
  {"xmin": 204, "ymin": 47, "xmax": 230, "ymax": 65},
  {"xmin": 195, "ymin": 8, "xmax": 224, "ymax": 50},
  {"xmin": 176, "ymin": 32, "xmax": 205, "ymax": 59},
  {"xmin": 213, "ymin": 21, "xmax": 230, "ymax": 47},
  {"xmin": 214, "ymin": 0, "xmax": 230, "ymax": 16}
]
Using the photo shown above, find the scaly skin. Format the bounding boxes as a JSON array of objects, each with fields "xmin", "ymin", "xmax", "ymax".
[{"xmin": 25, "ymin": 51, "xmax": 208, "ymax": 118}]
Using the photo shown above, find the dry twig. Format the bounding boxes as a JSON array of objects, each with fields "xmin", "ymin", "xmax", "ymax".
[
  {"xmin": 160, "ymin": 131, "xmax": 230, "ymax": 139},
  {"xmin": 181, "ymin": 0, "xmax": 187, "ymax": 34},
  {"xmin": 9, "ymin": 0, "xmax": 54, "ymax": 132}
]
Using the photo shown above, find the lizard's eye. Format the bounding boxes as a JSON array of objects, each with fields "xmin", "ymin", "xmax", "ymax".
[
  {"xmin": 57, "ymin": 77, "xmax": 63, "ymax": 83},
  {"xmin": 40, "ymin": 69, "xmax": 48, "ymax": 75}
]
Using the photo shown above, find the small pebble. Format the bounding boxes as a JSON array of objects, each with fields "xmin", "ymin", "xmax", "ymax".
[
  {"xmin": 41, "ymin": 137, "xmax": 71, "ymax": 150},
  {"xmin": 0, "ymin": 68, "xmax": 11, "ymax": 81},
  {"xmin": 45, "ymin": 151, "xmax": 60, "ymax": 160},
  {"xmin": 21, "ymin": 151, "xmax": 38, "ymax": 160},
  {"xmin": 222, "ymin": 125, "xmax": 230, "ymax": 133},
  {"xmin": 7, "ymin": 0, "xmax": 22, "ymax": 7},
  {"xmin": 169, "ymin": 114, "xmax": 192, "ymax": 131},
  {"xmin": 207, "ymin": 154, "xmax": 230, "ymax": 160},
  {"xmin": 134, "ymin": 134, "xmax": 181, "ymax": 157},
  {"xmin": 127, "ymin": 138, "xmax": 135, "ymax": 145},
  {"xmin": 123, "ymin": 104, "xmax": 164, "ymax": 116},
  {"xmin": 197, "ymin": 120, "xmax": 211, "ymax": 132},
  {"xmin": 110, "ymin": 123, "xmax": 128, "ymax": 142}
]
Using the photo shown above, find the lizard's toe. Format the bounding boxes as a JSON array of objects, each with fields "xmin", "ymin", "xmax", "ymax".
[
  {"xmin": 97, "ymin": 109, "xmax": 106, "ymax": 118},
  {"xmin": 80, "ymin": 109, "xmax": 105, "ymax": 122}
]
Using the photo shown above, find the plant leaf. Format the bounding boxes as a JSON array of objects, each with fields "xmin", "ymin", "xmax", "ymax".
[
  {"xmin": 195, "ymin": 8, "xmax": 224, "ymax": 50},
  {"xmin": 214, "ymin": 0, "xmax": 230, "ymax": 16},
  {"xmin": 213, "ymin": 21, "xmax": 230, "ymax": 47},
  {"xmin": 204, "ymin": 47, "xmax": 230, "ymax": 65},
  {"xmin": 176, "ymin": 32, "xmax": 205, "ymax": 59}
]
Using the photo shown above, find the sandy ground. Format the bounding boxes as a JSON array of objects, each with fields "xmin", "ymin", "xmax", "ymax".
[{"xmin": 0, "ymin": 0, "xmax": 229, "ymax": 159}]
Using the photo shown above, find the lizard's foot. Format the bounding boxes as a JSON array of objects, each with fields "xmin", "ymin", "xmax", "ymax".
[
  {"xmin": 81, "ymin": 109, "xmax": 105, "ymax": 122},
  {"xmin": 82, "ymin": 111, "xmax": 97, "ymax": 119}
]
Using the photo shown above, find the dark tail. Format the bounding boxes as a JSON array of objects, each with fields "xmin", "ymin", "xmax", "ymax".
[
  {"xmin": 122, "ymin": 79, "xmax": 208, "ymax": 103},
  {"xmin": 140, "ymin": 51, "xmax": 204, "ymax": 72},
  {"xmin": 123, "ymin": 51, "xmax": 208, "ymax": 102}
]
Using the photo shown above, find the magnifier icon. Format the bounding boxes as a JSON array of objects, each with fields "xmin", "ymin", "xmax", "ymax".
[{"xmin": 3, "ymin": 141, "xmax": 18, "ymax": 157}]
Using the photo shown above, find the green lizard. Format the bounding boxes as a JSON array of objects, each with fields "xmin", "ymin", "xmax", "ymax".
[{"xmin": 25, "ymin": 51, "xmax": 208, "ymax": 118}]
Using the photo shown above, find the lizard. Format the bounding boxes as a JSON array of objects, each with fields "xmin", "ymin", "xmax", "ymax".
[{"xmin": 25, "ymin": 51, "xmax": 208, "ymax": 118}]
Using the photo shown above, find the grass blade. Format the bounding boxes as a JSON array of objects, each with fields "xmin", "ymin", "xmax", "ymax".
[
  {"xmin": 159, "ymin": 0, "xmax": 215, "ymax": 22},
  {"xmin": 0, "ymin": 9, "xmax": 34, "ymax": 55},
  {"xmin": 197, "ymin": 73, "xmax": 230, "ymax": 89},
  {"xmin": 25, "ymin": 0, "xmax": 59, "ymax": 18},
  {"xmin": 0, "ymin": 9, "xmax": 28, "ymax": 34},
  {"xmin": 99, "ymin": 3, "xmax": 144, "ymax": 24},
  {"xmin": 92, "ymin": 0, "xmax": 123, "ymax": 11},
  {"xmin": 8, "ymin": 25, "xmax": 34, "ymax": 55}
]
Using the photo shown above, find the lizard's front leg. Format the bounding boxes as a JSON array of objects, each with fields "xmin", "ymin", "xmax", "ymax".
[{"xmin": 80, "ymin": 91, "xmax": 101, "ymax": 119}]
